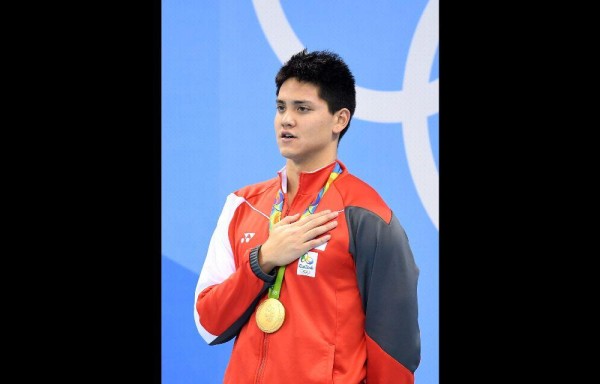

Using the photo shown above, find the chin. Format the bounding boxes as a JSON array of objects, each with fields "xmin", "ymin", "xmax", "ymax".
[{"xmin": 278, "ymin": 148, "xmax": 294, "ymax": 159}]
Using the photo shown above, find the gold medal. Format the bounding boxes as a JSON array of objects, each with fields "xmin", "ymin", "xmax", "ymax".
[{"xmin": 255, "ymin": 297, "xmax": 285, "ymax": 333}]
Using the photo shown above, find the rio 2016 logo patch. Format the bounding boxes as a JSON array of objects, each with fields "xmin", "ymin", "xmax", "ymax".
[
  {"xmin": 297, "ymin": 242, "xmax": 327, "ymax": 278},
  {"xmin": 297, "ymin": 252, "xmax": 317, "ymax": 277}
]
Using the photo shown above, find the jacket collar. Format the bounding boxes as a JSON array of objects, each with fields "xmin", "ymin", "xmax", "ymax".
[{"xmin": 277, "ymin": 160, "xmax": 346, "ymax": 196}]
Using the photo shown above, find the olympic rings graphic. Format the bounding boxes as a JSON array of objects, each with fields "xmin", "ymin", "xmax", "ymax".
[{"xmin": 252, "ymin": 0, "xmax": 439, "ymax": 230}]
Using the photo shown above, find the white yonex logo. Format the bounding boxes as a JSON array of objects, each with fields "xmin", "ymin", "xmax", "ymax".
[
  {"xmin": 252, "ymin": 0, "xmax": 439, "ymax": 230},
  {"xmin": 241, "ymin": 233, "xmax": 255, "ymax": 243}
]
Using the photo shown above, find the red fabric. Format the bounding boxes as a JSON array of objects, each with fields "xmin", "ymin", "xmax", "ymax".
[
  {"xmin": 366, "ymin": 334, "xmax": 414, "ymax": 384},
  {"xmin": 196, "ymin": 160, "xmax": 419, "ymax": 383}
]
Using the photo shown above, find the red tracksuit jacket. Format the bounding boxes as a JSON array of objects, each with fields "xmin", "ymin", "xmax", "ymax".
[{"xmin": 194, "ymin": 160, "xmax": 420, "ymax": 383}]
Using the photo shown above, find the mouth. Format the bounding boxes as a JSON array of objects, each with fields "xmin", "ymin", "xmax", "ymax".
[{"xmin": 280, "ymin": 132, "xmax": 296, "ymax": 139}]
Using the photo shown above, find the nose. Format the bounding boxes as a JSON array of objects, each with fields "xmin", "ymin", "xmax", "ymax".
[{"xmin": 280, "ymin": 110, "xmax": 293, "ymax": 127}]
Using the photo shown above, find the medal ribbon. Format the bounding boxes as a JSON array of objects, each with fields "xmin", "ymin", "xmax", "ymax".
[{"xmin": 267, "ymin": 162, "xmax": 342, "ymax": 299}]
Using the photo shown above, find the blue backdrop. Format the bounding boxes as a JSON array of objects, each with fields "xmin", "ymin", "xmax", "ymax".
[{"xmin": 162, "ymin": 0, "xmax": 438, "ymax": 382}]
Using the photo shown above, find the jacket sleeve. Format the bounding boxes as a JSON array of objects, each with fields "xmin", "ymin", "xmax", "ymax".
[
  {"xmin": 347, "ymin": 207, "xmax": 421, "ymax": 383},
  {"xmin": 193, "ymin": 193, "xmax": 274, "ymax": 345}
]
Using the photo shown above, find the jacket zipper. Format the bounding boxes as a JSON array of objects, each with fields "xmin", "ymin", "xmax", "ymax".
[
  {"xmin": 255, "ymin": 332, "xmax": 269, "ymax": 383},
  {"xmin": 255, "ymin": 195, "xmax": 290, "ymax": 383}
]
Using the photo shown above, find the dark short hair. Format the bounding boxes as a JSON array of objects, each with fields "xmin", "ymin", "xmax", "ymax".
[{"xmin": 275, "ymin": 49, "xmax": 356, "ymax": 143}]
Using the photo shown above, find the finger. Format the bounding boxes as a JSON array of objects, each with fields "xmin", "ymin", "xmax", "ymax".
[
  {"xmin": 276, "ymin": 213, "xmax": 301, "ymax": 225},
  {"xmin": 301, "ymin": 210, "xmax": 338, "ymax": 224},
  {"xmin": 304, "ymin": 234, "xmax": 332, "ymax": 250},
  {"xmin": 300, "ymin": 210, "xmax": 339, "ymax": 228},
  {"xmin": 302, "ymin": 219, "xmax": 338, "ymax": 242}
]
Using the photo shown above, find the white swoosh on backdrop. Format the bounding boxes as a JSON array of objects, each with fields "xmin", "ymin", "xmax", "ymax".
[{"xmin": 252, "ymin": 0, "xmax": 439, "ymax": 229}]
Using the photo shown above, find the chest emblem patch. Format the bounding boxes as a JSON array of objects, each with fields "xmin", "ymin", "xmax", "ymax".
[{"xmin": 297, "ymin": 241, "xmax": 327, "ymax": 278}]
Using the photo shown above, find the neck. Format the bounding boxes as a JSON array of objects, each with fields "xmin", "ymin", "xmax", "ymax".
[{"xmin": 285, "ymin": 157, "xmax": 337, "ymax": 203}]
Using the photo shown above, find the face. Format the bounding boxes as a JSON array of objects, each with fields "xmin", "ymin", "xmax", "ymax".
[{"xmin": 275, "ymin": 78, "xmax": 347, "ymax": 171}]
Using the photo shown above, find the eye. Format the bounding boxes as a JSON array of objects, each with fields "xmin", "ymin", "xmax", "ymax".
[
  {"xmin": 276, "ymin": 104, "xmax": 285, "ymax": 112},
  {"xmin": 297, "ymin": 106, "xmax": 311, "ymax": 112}
]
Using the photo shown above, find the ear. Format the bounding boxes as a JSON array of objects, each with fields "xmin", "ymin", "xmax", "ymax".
[{"xmin": 332, "ymin": 108, "xmax": 351, "ymax": 134}]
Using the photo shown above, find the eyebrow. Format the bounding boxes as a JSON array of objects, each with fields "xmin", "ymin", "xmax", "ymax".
[{"xmin": 276, "ymin": 99, "xmax": 314, "ymax": 105}]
